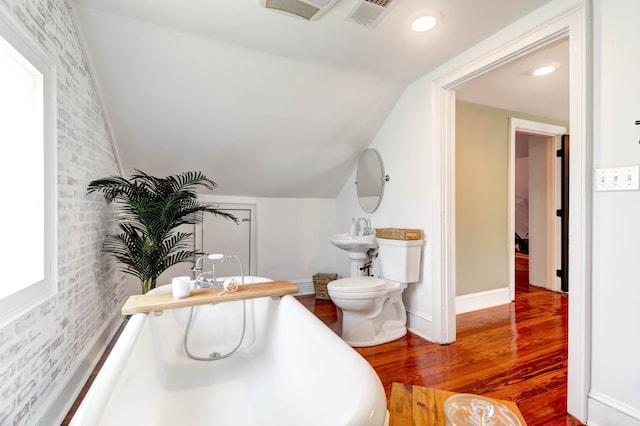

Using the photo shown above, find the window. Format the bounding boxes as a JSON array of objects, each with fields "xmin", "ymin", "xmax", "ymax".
[{"xmin": 0, "ymin": 12, "xmax": 56, "ymax": 325}]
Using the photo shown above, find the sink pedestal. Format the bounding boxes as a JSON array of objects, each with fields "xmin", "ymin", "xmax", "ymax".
[{"xmin": 347, "ymin": 252, "xmax": 369, "ymax": 277}]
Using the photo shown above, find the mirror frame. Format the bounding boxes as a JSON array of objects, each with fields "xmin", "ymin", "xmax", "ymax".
[{"xmin": 355, "ymin": 149, "xmax": 389, "ymax": 213}]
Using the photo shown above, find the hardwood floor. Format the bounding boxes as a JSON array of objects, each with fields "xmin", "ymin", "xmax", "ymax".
[{"xmin": 297, "ymin": 262, "xmax": 583, "ymax": 425}]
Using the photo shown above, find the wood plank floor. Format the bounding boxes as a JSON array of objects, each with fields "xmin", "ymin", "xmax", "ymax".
[{"xmin": 297, "ymin": 264, "xmax": 583, "ymax": 425}]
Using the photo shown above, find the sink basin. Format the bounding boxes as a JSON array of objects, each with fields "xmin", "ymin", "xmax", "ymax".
[{"xmin": 329, "ymin": 233, "xmax": 377, "ymax": 253}]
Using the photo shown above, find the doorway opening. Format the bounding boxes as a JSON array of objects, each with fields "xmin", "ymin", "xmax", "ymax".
[{"xmin": 510, "ymin": 119, "xmax": 568, "ymax": 298}]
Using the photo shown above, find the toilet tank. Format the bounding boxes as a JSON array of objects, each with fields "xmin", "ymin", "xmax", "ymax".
[{"xmin": 377, "ymin": 237, "xmax": 423, "ymax": 283}]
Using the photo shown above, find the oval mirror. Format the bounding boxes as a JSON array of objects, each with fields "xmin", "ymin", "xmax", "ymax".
[{"xmin": 355, "ymin": 149, "xmax": 388, "ymax": 213}]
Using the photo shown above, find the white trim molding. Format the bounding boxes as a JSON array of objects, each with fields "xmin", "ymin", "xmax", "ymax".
[
  {"xmin": 588, "ymin": 392, "xmax": 640, "ymax": 426},
  {"xmin": 456, "ymin": 287, "xmax": 511, "ymax": 314},
  {"xmin": 406, "ymin": 307, "xmax": 433, "ymax": 343},
  {"xmin": 291, "ymin": 279, "xmax": 314, "ymax": 296}
]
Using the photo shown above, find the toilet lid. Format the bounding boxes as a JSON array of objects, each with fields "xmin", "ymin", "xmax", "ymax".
[{"xmin": 328, "ymin": 277, "xmax": 387, "ymax": 293}]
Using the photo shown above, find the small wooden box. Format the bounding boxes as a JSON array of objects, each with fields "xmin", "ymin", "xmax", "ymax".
[{"xmin": 313, "ymin": 273, "xmax": 337, "ymax": 300}]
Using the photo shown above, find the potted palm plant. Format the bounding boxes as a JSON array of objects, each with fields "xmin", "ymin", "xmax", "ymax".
[{"xmin": 87, "ymin": 170, "xmax": 237, "ymax": 294}]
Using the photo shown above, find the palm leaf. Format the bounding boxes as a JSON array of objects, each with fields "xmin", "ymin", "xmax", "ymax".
[{"xmin": 88, "ymin": 170, "xmax": 237, "ymax": 293}]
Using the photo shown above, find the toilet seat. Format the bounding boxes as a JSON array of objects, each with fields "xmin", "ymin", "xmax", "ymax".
[
  {"xmin": 328, "ymin": 277, "xmax": 404, "ymax": 300},
  {"xmin": 328, "ymin": 277, "xmax": 387, "ymax": 293}
]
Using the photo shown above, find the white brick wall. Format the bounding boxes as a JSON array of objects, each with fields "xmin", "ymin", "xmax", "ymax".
[{"xmin": 0, "ymin": 0, "xmax": 125, "ymax": 424}]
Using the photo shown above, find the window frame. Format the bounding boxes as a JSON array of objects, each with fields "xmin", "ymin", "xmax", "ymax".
[{"xmin": 0, "ymin": 10, "xmax": 57, "ymax": 327}]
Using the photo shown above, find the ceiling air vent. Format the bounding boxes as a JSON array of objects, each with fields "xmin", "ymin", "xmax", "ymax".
[
  {"xmin": 259, "ymin": 0, "xmax": 340, "ymax": 21},
  {"xmin": 345, "ymin": 0, "xmax": 397, "ymax": 28}
]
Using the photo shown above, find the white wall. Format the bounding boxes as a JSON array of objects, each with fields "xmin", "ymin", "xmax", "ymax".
[
  {"xmin": 336, "ymin": 77, "xmax": 434, "ymax": 339},
  {"xmin": 589, "ymin": 0, "xmax": 640, "ymax": 424},
  {"xmin": 159, "ymin": 195, "xmax": 337, "ymax": 292},
  {"xmin": 455, "ymin": 101, "xmax": 510, "ymax": 297},
  {"xmin": 528, "ymin": 135, "xmax": 550, "ymax": 287}
]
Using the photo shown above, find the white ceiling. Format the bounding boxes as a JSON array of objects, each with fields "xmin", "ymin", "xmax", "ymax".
[
  {"xmin": 71, "ymin": 0, "xmax": 559, "ymax": 197},
  {"xmin": 457, "ymin": 37, "xmax": 569, "ymax": 123}
]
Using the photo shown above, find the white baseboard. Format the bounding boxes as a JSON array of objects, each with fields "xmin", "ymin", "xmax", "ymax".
[
  {"xmin": 34, "ymin": 312, "xmax": 124, "ymax": 426},
  {"xmin": 588, "ymin": 392, "xmax": 640, "ymax": 425},
  {"xmin": 291, "ymin": 279, "xmax": 314, "ymax": 296},
  {"xmin": 456, "ymin": 287, "xmax": 511, "ymax": 314},
  {"xmin": 407, "ymin": 308, "xmax": 433, "ymax": 342}
]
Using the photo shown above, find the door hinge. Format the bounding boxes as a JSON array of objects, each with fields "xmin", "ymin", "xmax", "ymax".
[
  {"xmin": 556, "ymin": 209, "xmax": 564, "ymax": 217},
  {"xmin": 241, "ymin": 218, "xmax": 251, "ymax": 222},
  {"xmin": 556, "ymin": 148, "xmax": 564, "ymax": 157},
  {"xmin": 556, "ymin": 269, "xmax": 563, "ymax": 278}
]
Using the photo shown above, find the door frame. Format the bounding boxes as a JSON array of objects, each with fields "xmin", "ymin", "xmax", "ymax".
[
  {"xmin": 194, "ymin": 201, "xmax": 257, "ymax": 276},
  {"xmin": 430, "ymin": 5, "xmax": 590, "ymax": 421},
  {"xmin": 509, "ymin": 119, "xmax": 567, "ymax": 298}
]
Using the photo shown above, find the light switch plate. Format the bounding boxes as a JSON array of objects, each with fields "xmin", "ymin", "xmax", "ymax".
[{"xmin": 594, "ymin": 165, "xmax": 640, "ymax": 191}]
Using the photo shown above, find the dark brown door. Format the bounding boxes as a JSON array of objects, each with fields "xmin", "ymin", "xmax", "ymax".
[{"xmin": 557, "ymin": 134, "xmax": 569, "ymax": 292}]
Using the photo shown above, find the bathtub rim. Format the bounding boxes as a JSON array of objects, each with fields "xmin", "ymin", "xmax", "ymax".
[{"xmin": 71, "ymin": 281, "xmax": 389, "ymax": 426}]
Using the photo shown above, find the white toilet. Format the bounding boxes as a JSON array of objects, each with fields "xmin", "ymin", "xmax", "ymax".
[{"xmin": 327, "ymin": 237, "xmax": 423, "ymax": 347}]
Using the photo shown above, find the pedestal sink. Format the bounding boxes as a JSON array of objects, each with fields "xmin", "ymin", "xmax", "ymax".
[{"xmin": 329, "ymin": 233, "xmax": 377, "ymax": 277}]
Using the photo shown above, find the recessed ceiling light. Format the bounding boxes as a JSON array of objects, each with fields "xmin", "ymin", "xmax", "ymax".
[
  {"xmin": 533, "ymin": 65, "xmax": 557, "ymax": 76},
  {"xmin": 411, "ymin": 15, "xmax": 437, "ymax": 32}
]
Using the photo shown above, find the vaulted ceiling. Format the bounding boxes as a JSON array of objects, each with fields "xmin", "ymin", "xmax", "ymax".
[{"xmin": 71, "ymin": 0, "xmax": 557, "ymax": 197}]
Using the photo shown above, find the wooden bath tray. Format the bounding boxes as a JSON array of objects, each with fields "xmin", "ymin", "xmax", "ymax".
[
  {"xmin": 121, "ymin": 280, "xmax": 298, "ymax": 316},
  {"xmin": 389, "ymin": 383, "xmax": 527, "ymax": 425}
]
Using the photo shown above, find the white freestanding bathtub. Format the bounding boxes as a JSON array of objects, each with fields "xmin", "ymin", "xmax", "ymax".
[{"xmin": 71, "ymin": 277, "xmax": 388, "ymax": 426}]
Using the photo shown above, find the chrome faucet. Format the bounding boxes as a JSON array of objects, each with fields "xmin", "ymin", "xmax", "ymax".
[
  {"xmin": 193, "ymin": 253, "xmax": 244, "ymax": 288},
  {"xmin": 193, "ymin": 254, "xmax": 225, "ymax": 288},
  {"xmin": 355, "ymin": 217, "xmax": 372, "ymax": 236}
]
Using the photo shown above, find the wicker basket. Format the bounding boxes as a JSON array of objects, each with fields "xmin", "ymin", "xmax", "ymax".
[
  {"xmin": 375, "ymin": 228, "xmax": 422, "ymax": 240},
  {"xmin": 313, "ymin": 273, "xmax": 337, "ymax": 300}
]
